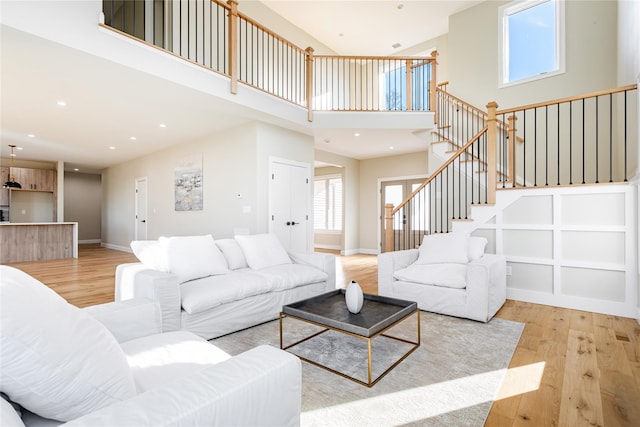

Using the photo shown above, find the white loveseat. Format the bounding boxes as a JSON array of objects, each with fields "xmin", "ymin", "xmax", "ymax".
[
  {"xmin": 378, "ymin": 232, "xmax": 506, "ymax": 322},
  {"xmin": 0, "ymin": 265, "xmax": 301, "ymax": 427},
  {"xmin": 116, "ymin": 233, "xmax": 336, "ymax": 339}
]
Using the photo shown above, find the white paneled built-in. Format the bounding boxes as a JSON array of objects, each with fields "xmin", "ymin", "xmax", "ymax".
[{"xmin": 472, "ymin": 184, "xmax": 637, "ymax": 317}]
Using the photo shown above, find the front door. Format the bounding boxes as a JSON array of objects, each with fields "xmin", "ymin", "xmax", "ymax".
[{"xmin": 380, "ymin": 178, "xmax": 426, "ymax": 252}]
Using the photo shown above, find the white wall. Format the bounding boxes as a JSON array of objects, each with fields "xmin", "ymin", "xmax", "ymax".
[
  {"xmin": 102, "ymin": 122, "xmax": 314, "ymax": 249},
  {"xmin": 448, "ymin": 0, "xmax": 618, "ymax": 110},
  {"xmin": 64, "ymin": 172, "xmax": 101, "ymax": 242},
  {"xmin": 470, "ymin": 185, "xmax": 637, "ymax": 318}
]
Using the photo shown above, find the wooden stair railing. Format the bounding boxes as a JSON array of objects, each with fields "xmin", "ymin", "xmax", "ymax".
[{"xmin": 385, "ymin": 83, "xmax": 637, "ymax": 252}]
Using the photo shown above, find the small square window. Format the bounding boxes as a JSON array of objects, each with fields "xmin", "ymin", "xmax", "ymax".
[{"xmin": 499, "ymin": 0, "xmax": 565, "ymax": 87}]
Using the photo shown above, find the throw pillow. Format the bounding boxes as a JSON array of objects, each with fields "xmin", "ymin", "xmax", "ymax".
[
  {"xmin": 415, "ymin": 232, "xmax": 469, "ymax": 264},
  {"xmin": 215, "ymin": 238, "xmax": 249, "ymax": 270},
  {"xmin": 159, "ymin": 235, "xmax": 229, "ymax": 283},
  {"xmin": 468, "ymin": 236, "xmax": 488, "ymax": 261},
  {"xmin": 130, "ymin": 240, "xmax": 169, "ymax": 272},
  {"xmin": 234, "ymin": 234, "xmax": 292, "ymax": 270},
  {"xmin": 0, "ymin": 266, "xmax": 137, "ymax": 422}
]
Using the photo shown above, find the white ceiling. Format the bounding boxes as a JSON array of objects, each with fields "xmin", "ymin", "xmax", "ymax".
[
  {"xmin": 261, "ymin": 0, "xmax": 479, "ymax": 56},
  {"xmin": 0, "ymin": 1, "xmax": 479, "ymax": 172}
]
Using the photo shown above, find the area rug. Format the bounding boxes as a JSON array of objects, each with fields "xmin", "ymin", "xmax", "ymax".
[{"xmin": 212, "ymin": 311, "xmax": 524, "ymax": 427}]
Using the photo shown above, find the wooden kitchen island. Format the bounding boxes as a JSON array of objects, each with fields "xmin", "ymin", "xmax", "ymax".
[{"xmin": 0, "ymin": 222, "xmax": 78, "ymax": 263}]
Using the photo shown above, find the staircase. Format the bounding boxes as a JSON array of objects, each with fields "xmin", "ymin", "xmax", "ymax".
[{"xmin": 384, "ymin": 83, "xmax": 638, "ymax": 252}]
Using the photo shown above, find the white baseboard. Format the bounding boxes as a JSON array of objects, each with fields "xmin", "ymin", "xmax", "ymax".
[
  {"xmin": 342, "ymin": 248, "xmax": 379, "ymax": 256},
  {"xmin": 79, "ymin": 239, "xmax": 101, "ymax": 245},
  {"xmin": 314, "ymin": 244, "xmax": 341, "ymax": 251},
  {"xmin": 101, "ymin": 242, "xmax": 132, "ymax": 253}
]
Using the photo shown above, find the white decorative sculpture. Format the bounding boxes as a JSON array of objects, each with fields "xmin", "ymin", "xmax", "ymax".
[{"xmin": 345, "ymin": 280, "xmax": 364, "ymax": 314}]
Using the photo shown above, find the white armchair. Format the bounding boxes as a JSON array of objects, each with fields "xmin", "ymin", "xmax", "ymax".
[
  {"xmin": 0, "ymin": 266, "xmax": 301, "ymax": 427},
  {"xmin": 378, "ymin": 233, "xmax": 506, "ymax": 322}
]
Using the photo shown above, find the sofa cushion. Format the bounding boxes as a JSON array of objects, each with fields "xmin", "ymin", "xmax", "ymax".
[
  {"xmin": 235, "ymin": 234, "xmax": 292, "ymax": 270},
  {"xmin": 160, "ymin": 235, "xmax": 229, "ymax": 283},
  {"xmin": 416, "ymin": 232, "xmax": 469, "ymax": 265},
  {"xmin": 130, "ymin": 240, "xmax": 170, "ymax": 272},
  {"xmin": 468, "ymin": 236, "xmax": 488, "ymax": 261},
  {"xmin": 0, "ymin": 396, "xmax": 24, "ymax": 427},
  {"xmin": 121, "ymin": 331, "xmax": 231, "ymax": 392},
  {"xmin": 180, "ymin": 271, "xmax": 274, "ymax": 315},
  {"xmin": 0, "ymin": 266, "xmax": 137, "ymax": 422},
  {"xmin": 256, "ymin": 264, "xmax": 329, "ymax": 291},
  {"xmin": 215, "ymin": 238, "xmax": 249, "ymax": 270},
  {"xmin": 394, "ymin": 263, "xmax": 467, "ymax": 289}
]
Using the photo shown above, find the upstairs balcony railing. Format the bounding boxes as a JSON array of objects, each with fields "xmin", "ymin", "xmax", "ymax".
[{"xmin": 101, "ymin": 0, "xmax": 437, "ymax": 121}]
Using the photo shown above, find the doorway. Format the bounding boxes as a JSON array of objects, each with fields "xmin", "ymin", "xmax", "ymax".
[{"xmin": 380, "ymin": 177, "xmax": 426, "ymax": 252}]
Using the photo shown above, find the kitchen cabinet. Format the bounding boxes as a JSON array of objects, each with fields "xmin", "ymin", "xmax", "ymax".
[{"xmin": 10, "ymin": 167, "xmax": 56, "ymax": 192}]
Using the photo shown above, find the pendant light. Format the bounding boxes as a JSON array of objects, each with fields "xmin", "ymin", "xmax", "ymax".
[{"xmin": 2, "ymin": 145, "xmax": 22, "ymax": 189}]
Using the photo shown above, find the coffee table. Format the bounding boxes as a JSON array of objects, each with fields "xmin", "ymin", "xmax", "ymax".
[{"xmin": 280, "ymin": 289, "xmax": 420, "ymax": 387}]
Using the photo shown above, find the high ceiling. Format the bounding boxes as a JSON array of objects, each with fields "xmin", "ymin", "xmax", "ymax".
[
  {"xmin": 261, "ymin": 1, "xmax": 479, "ymax": 56},
  {"xmin": 0, "ymin": 1, "xmax": 480, "ymax": 172}
]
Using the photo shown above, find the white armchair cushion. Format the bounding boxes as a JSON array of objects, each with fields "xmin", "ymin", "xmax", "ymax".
[
  {"xmin": 415, "ymin": 232, "xmax": 469, "ymax": 264},
  {"xmin": 468, "ymin": 236, "xmax": 488, "ymax": 261},
  {"xmin": 394, "ymin": 263, "xmax": 468, "ymax": 289},
  {"xmin": 130, "ymin": 240, "xmax": 170, "ymax": 272},
  {"xmin": 235, "ymin": 233, "xmax": 292, "ymax": 270},
  {"xmin": 0, "ymin": 266, "xmax": 136, "ymax": 422},
  {"xmin": 121, "ymin": 331, "xmax": 231, "ymax": 393},
  {"xmin": 160, "ymin": 235, "xmax": 229, "ymax": 283},
  {"xmin": 215, "ymin": 238, "xmax": 249, "ymax": 270}
]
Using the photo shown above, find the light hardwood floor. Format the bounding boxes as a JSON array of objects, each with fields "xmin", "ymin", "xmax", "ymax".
[{"xmin": 6, "ymin": 245, "xmax": 640, "ymax": 426}]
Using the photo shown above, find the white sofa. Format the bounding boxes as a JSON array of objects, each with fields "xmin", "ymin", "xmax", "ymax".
[
  {"xmin": 0, "ymin": 265, "xmax": 301, "ymax": 427},
  {"xmin": 378, "ymin": 233, "xmax": 506, "ymax": 322},
  {"xmin": 116, "ymin": 234, "xmax": 336, "ymax": 339}
]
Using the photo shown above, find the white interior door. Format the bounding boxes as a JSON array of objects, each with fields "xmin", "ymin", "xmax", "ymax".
[
  {"xmin": 135, "ymin": 177, "xmax": 148, "ymax": 240},
  {"xmin": 270, "ymin": 159, "xmax": 310, "ymax": 252}
]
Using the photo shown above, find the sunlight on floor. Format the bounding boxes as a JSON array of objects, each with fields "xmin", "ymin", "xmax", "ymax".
[
  {"xmin": 302, "ymin": 368, "xmax": 508, "ymax": 425},
  {"xmin": 301, "ymin": 362, "xmax": 545, "ymax": 425},
  {"xmin": 495, "ymin": 361, "xmax": 545, "ymax": 400}
]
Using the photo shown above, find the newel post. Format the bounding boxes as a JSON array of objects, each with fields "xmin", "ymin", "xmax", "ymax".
[
  {"xmin": 507, "ymin": 114, "xmax": 517, "ymax": 187},
  {"xmin": 384, "ymin": 204, "xmax": 394, "ymax": 252},
  {"xmin": 305, "ymin": 47, "xmax": 314, "ymax": 122},
  {"xmin": 486, "ymin": 101, "xmax": 499, "ymax": 204},
  {"xmin": 227, "ymin": 0, "xmax": 239, "ymax": 94},
  {"xmin": 429, "ymin": 50, "xmax": 437, "ymax": 116}
]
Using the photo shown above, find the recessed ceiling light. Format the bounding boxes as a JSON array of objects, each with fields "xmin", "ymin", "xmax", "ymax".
[
  {"xmin": 129, "ymin": 136, "xmax": 137, "ymax": 141},
  {"xmin": 397, "ymin": 4, "xmax": 404, "ymax": 10},
  {"xmin": 354, "ymin": 133, "xmax": 360, "ymax": 137},
  {"xmin": 323, "ymin": 139, "xmax": 331, "ymax": 143},
  {"xmin": 73, "ymin": 168, "xmax": 79, "ymax": 172},
  {"xmin": 392, "ymin": 43, "xmax": 402, "ymax": 49},
  {"xmin": 56, "ymin": 100, "xmax": 67, "ymax": 107},
  {"xmin": 389, "ymin": 146, "xmax": 395, "ymax": 150},
  {"xmin": 27, "ymin": 134, "xmax": 36, "ymax": 138},
  {"xmin": 339, "ymin": 33, "xmax": 344, "ymax": 37},
  {"xmin": 109, "ymin": 146, "xmax": 116, "ymax": 150},
  {"xmin": 159, "ymin": 123, "xmax": 167, "ymax": 128}
]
